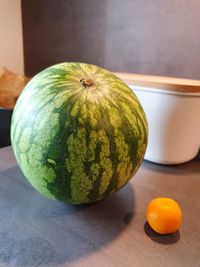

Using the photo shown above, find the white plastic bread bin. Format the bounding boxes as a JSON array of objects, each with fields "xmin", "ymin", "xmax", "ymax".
[{"xmin": 115, "ymin": 73, "xmax": 200, "ymax": 165}]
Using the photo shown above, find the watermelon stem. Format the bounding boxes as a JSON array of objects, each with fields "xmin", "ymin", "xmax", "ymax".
[{"xmin": 80, "ymin": 78, "xmax": 95, "ymax": 88}]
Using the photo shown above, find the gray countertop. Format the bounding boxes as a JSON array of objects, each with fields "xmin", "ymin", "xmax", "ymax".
[{"xmin": 0, "ymin": 146, "xmax": 200, "ymax": 267}]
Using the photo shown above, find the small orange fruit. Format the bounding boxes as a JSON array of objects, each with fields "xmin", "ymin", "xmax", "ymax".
[{"xmin": 146, "ymin": 197, "xmax": 182, "ymax": 234}]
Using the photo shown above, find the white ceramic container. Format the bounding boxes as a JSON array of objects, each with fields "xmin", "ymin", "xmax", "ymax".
[{"xmin": 115, "ymin": 72, "xmax": 200, "ymax": 164}]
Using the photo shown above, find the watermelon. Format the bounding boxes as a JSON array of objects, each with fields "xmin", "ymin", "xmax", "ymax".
[{"xmin": 11, "ymin": 63, "xmax": 148, "ymax": 204}]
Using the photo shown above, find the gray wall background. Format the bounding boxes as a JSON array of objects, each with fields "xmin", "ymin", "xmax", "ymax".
[{"xmin": 22, "ymin": 0, "xmax": 200, "ymax": 79}]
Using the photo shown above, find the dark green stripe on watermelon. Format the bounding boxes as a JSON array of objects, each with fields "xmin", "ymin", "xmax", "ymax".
[{"xmin": 11, "ymin": 62, "xmax": 148, "ymax": 204}]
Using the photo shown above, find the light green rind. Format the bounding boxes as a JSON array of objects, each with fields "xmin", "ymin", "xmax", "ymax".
[{"xmin": 11, "ymin": 62, "xmax": 148, "ymax": 204}]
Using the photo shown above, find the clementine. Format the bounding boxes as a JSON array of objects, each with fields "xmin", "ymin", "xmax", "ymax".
[{"xmin": 146, "ymin": 197, "xmax": 182, "ymax": 234}]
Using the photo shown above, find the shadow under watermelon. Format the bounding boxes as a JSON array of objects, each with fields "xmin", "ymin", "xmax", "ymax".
[{"xmin": 0, "ymin": 166, "xmax": 135, "ymax": 266}]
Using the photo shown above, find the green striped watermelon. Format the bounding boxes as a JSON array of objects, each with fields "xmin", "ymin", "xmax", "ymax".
[{"xmin": 11, "ymin": 63, "xmax": 148, "ymax": 204}]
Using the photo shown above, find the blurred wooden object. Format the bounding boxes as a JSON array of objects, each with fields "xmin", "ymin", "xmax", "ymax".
[
  {"xmin": 0, "ymin": 68, "xmax": 30, "ymax": 109},
  {"xmin": 114, "ymin": 72, "xmax": 200, "ymax": 93}
]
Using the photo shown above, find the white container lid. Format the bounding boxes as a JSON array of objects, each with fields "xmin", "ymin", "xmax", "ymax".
[{"xmin": 114, "ymin": 72, "xmax": 200, "ymax": 96}]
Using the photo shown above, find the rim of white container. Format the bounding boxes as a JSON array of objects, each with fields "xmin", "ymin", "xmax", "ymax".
[{"xmin": 129, "ymin": 84, "xmax": 200, "ymax": 97}]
